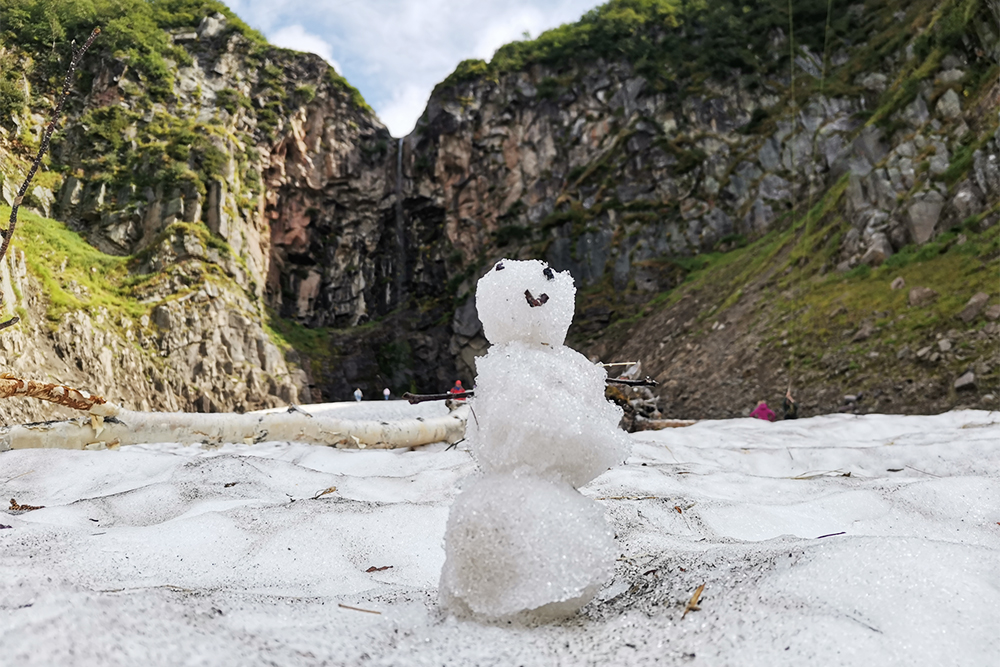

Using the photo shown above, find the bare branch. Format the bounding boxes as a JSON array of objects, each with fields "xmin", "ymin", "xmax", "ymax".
[
  {"xmin": 403, "ymin": 391, "xmax": 473, "ymax": 404},
  {"xmin": 0, "ymin": 374, "xmax": 108, "ymax": 411},
  {"xmin": 0, "ymin": 27, "xmax": 100, "ymax": 331},
  {"xmin": 404, "ymin": 374, "xmax": 658, "ymax": 404},
  {"xmin": 606, "ymin": 376, "xmax": 658, "ymax": 387}
]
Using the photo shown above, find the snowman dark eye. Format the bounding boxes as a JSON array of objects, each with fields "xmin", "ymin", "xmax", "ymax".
[
  {"xmin": 495, "ymin": 262, "xmax": 505, "ymax": 271},
  {"xmin": 543, "ymin": 267, "xmax": 554, "ymax": 280}
]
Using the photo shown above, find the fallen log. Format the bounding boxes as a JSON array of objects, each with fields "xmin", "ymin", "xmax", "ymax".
[{"xmin": 0, "ymin": 404, "xmax": 469, "ymax": 452}]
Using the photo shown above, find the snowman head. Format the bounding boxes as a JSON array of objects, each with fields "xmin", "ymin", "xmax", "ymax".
[{"xmin": 475, "ymin": 259, "xmax": 576, "ymax": 346}]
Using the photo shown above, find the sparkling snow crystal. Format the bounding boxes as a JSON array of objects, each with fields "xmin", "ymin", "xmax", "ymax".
[{"xmin": 440, "ymin": 259, "xmax": 631, "ymax": 620}]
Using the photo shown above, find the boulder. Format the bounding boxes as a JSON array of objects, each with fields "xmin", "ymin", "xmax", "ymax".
[
  {"xmin": 937, "ymin": 339, "xmax": 952, "ymax": 352},
  {"xmin": 852, "ymin": 320, "xmax": 876, "ymax": 342},
  {"xmin": 935, "ymin": 89, "xmax": 961, "ymax": 119},
  {"xmin": 984, "ymin": 304, "xmax": 1000, "ymax": 321},
  {"xmin": 954, "ymin": 371, "xmax": 975, "ymax": 391},
  {"xmin": 908, "ymin": 287, "xmax": 938, "ymax": 307},
  {"xmin": 860, "ymin": 232, "xmax": 893, "ymax": 266},
  {"xmin": 890, "ymin": 276, "xmax": 905, "ymax": 290},
  {"xmin": 198, "ymin": 13, "xmax": 226, "ymax": 38},
  {"xmin": 950, "ymin": 182, "xmax": 983, "ymax": 220},
  {"xmin": 906, "ymin": 191, "xmax": 944, "ymax": 245},
  {"xmin": 957, "ymin": 292, "xmax": 989, "ymax": 323}
]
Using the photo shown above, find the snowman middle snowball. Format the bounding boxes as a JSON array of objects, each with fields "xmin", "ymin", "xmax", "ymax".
[{"xmin": 439, "ymin": 259, "xmax": 632, "ymax": 620}]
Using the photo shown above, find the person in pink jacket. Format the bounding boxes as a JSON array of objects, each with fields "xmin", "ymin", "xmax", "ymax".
[{"xmin": 749, "ymin": 401, "xmax": 776, "ymax": 421}]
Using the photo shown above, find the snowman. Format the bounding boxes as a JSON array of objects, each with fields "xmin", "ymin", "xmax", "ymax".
[{"xmin": 439, "ymin": 259, "xmax": 632, "ymax": 620}]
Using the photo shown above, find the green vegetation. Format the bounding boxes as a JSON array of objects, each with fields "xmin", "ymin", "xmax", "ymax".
[
  {"xmin": 0, "ymin": 204, "xmax": 150, "ymax": 323},
  {"xmin": 70, "ymin": 107, "xmax": 230, "ymax": 198},
  {"xmin": 0, "ymin": 50, "xmax": 26, "ymax": 121},
  {"xmin": 265, "ymin": 310, "xmax": 332, "ymax": 376},
  {"xmin": 0, "ymin": 0, "xmax": 265, "ymax": 102},
  {"xmin": 216, "ymin": 88, "xmax": 252, "ymax": 115},
  {"xmin": 856, "ymin": 0, "xmax": 985, "ymax": 129},
  {"xmin": 436, "ymin": 0, "xmax": 858, "ymax": 96},
  {"xmin": 324, "ymin": 67, "xmax": 373, "ymax": 114}
]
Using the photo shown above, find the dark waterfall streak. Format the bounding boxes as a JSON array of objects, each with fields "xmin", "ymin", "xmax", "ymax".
[{"xmin": 394, "ymin": 137, "xmax": 407, "ymax": 306}]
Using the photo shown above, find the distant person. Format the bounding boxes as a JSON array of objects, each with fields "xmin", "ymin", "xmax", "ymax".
[
  {"xmin": 449, "ymin": 380, "xmax": 466, "ymax": 401},
  {"xmin": 783, "ymin": 389, "xmax": 799, "ymax": 420},
  {"xmin": 749, "ymin": 401, "xmax": 775, "ymax": 421},
  {"xmin": 353, "ymin": 388, "xmax": 363, "ymax": 402},
  {"xmin": 383, "ymin": 387, "xmax": 391, "ymax": 400}
]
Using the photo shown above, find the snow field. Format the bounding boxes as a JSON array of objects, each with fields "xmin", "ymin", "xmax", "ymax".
[{"xmin": 0, "ymin": 407, "xmax": 997, "ymax": 666}]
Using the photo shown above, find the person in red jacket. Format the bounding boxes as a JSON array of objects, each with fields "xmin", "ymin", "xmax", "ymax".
[
  {"xmin": 449, "ymin": 380, "xmax": 467, "ymax": 401},
  {"xmin": 749, "ymin": 400, "xmax": 775, "ymax": 421}
]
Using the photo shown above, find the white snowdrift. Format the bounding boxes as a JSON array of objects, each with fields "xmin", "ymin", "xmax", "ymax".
[{"xmin": 1, "ymin": 406, "xmax": 998, "ymax": 666}]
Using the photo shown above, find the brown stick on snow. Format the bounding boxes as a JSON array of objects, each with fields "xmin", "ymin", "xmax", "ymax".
[
  {"xmin": 0, "ymin": 374, "xmax": 109, "ymax": 411},
  {"xmin": 0, "ymin": 28, "xmax": 100, "ymax": 331}
]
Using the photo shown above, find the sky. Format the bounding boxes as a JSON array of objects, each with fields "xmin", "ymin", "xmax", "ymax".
[{"xmin": 224, "ymin": 0, "xmax": 604, "ymax": 137}]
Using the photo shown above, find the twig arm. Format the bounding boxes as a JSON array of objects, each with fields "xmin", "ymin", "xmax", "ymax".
[
  {"xmin": 606, "ymin": 376, "xmax": 659, "ymax": 387},
  {"xmin": 403, "ymin": 391, "xmax": 473, "ymax": 404}
]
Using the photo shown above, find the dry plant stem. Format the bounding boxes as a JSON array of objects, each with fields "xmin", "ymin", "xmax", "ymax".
[
  {"xmin": 0, "ymin": 28, "xmax": 100, "ymax": 331},
  {"xmin": 403, "ymin": 390, "xmax": 473, "ymax": 404},
  {"xmin": 0, "ymin": 374, "xmax": 108, "ymax": 411},
  {"xmin": 0, "ymin": 404, "xmax": 469, "ymax": 452},
  {"xmin": 682, "ymin": 583, "xmax": 705, "ymax": 619},
  {"xmin": 606, "ymin": 376, "xmax": 658, "ymax": 387}
]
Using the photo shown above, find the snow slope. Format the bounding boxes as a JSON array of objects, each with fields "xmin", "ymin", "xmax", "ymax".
[{"xmin": 1, "ymin": 406, "xmax": 998, "ymax": 666}]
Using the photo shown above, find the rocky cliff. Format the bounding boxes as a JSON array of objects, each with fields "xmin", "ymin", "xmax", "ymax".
[
  {"xmin": 396, "ymin": 0, "xmax": 1000, "ymax": 416},
  {"xmin": 0, "ymin": 0, "xmax": 997, "ymax": 423}
]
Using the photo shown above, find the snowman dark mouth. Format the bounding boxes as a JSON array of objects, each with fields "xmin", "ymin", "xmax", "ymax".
[{"xmin": 524, "ymin": 290, "xmax": 549, "ymax": 307}]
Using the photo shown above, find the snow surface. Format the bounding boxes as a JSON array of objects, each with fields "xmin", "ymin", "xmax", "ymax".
[{"xmin": 2, "ymin": 406, "xmax": 999, "ymax": 666}]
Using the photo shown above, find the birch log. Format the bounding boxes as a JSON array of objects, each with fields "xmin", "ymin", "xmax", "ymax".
[{"xmin": 0, "ymin": 405, "xmax": 469, "ymax": 452}]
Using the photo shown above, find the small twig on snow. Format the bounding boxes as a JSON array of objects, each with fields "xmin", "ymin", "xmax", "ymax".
[
  {"xmin": 311, "ymin": 486, "xmax": 338, "ymax": 500},
  {"xmin": 682, "ymin": 583, "xmax": 705, "ymax": 619},
  {"xmin": 9, "ymin": 498, "xmax": 44, "ymax": 512},
  {"xmin": 815, "ymin": 531, "xmax": 846, "ymax": 539},
  {"xmin": 338, "ymin": 603, "xmax": 381, "ymax": 615}
]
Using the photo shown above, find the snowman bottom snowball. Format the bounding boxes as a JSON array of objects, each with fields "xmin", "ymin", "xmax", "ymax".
[{"xmin": 439, "ymin": 474, "xmax": 617, "ymax": 621}]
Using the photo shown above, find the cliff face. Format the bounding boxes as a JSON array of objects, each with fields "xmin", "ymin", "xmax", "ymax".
[
  {"xmin": 0, "ymin": 6, "xmax": 378, "ymax": 419},
  {"xmin": 395, "ymin": 0, "xmax": 999, "ymax": 413},
  {"xmin": 0, "ymin": 0, "xmax": 997, "ymax": 421}
]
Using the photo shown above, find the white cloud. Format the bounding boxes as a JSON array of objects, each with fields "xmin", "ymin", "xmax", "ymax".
[
  {"xmin": 472, "ymin": 7, "xmax": 549, "ymax": 61},
  {"xmin": 378, "ymin": 82, "xmax": 434, "ymax": 137},
  {"xmin": 269, "ymin": 24, "xmax": 342, "ymax": 73},
  {"xmin": 223, "ymin": 0, "xmax": 603, "ymax": 136}
]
